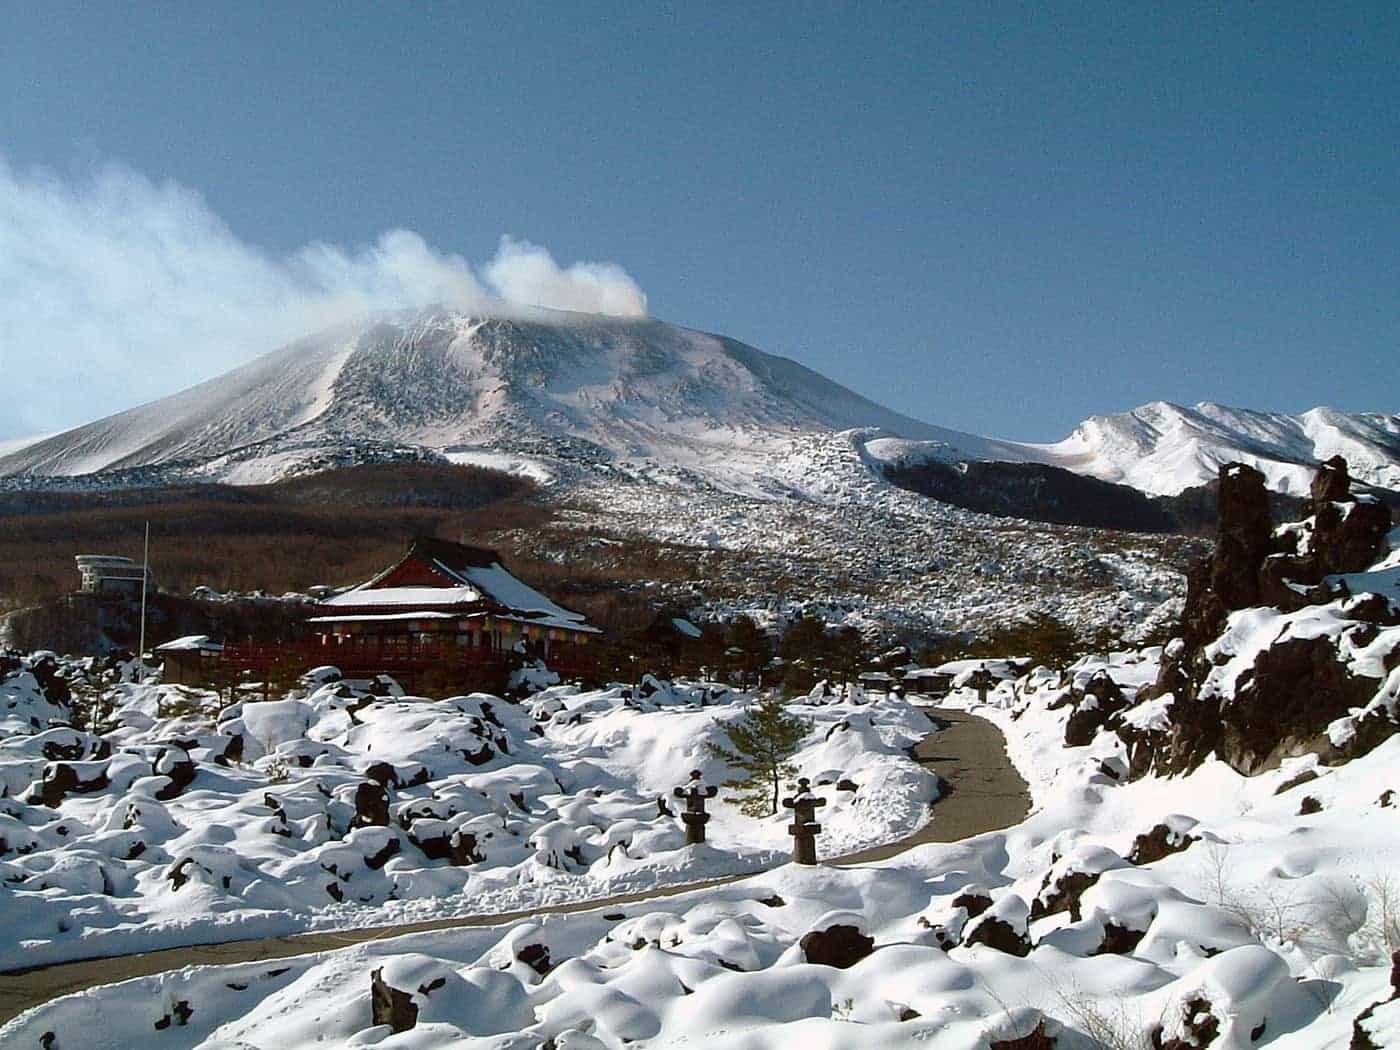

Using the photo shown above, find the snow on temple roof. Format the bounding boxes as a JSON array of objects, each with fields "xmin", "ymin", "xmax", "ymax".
[
  {"xmin": 154, "ymin": 634, "xmax": 223, "ymax": 652},
  {"xmin": 319, "ymin": 537, "xmax": 598, "ymax": 632},
  {"xmin": 454, "ymin": 562, "xmax": 582, "ymax": 623},
  {"xmin": 308, "ymin": 611, "xmax": 460, "ymax": 623},
  {"xmin": 321, "ymin": 585, "xmax": 482, "ymax": 608}
]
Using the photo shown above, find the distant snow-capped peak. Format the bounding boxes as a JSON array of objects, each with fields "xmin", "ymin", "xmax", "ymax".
[{"xmin": 1026, "ymin": 400, "xmax": 1400, "ymax": 495}]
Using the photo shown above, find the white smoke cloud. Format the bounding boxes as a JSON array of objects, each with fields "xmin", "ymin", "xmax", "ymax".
[
  {"xmin": 484, "ymin": 235, "xmax": 648, "ymax": 319},
  {"xmin": 0, "ymin": 157, "xmax": 648, "ymax": 439}
]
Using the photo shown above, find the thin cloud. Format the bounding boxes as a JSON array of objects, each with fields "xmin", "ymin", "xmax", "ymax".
[{"xmin": 0, "ymin": 157, "xmax": 648, "ymax": 438}]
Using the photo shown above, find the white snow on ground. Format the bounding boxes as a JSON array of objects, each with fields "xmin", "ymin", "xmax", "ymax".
[
  {"xmin": 443, "ymin": 447, "xmax": 556, "ymax": 485},
  {"xmin": 562, "ymin": 428, "xmax": 1190, "ymax": 641},
  {"xmin": 9, "ymin": 650, "xmax": 1400, "ymax": 1048},
  {"xmin": 0, "ymin": 666, "xmax": 934, "ymax": 971}
]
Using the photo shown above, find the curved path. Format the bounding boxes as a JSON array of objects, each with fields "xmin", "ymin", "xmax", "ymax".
[
  {"xmin": 0, "ymin": 705, "xmax": 1029, "ymax": 1027},
  {"xmin": 838, "ymin": 705, "xmax": 1031, "ymax": 862}
]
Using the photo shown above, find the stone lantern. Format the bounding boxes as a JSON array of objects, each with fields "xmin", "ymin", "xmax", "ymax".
[
  {"xmin": 782, "ymin": 777, "xmax": 826, "ymax": 864},
  {"xmin": 673, "ymin": 769, "xmax": 718, "ymax": 845}
]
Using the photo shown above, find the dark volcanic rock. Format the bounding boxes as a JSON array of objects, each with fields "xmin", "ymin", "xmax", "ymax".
[
  {"xmin": 516, "ymin": 943, "xmax": 552, "ymax": 976},
  {"xmin": 1128, "ymin": 822, "xmax": 1198, "ymax": 865},
  {"xmin": 951, "ymin": 888, "xmax": 993, "ymax": 919},
  {"xmin": 408, "ymin": 823, "xmax": 483, "ymax": 866},
  {"xmin": 1185, "ymin": 463, "xmax": 1273, "ymax": 647},
  {"xmin": 353, "ymin": 781, "xmax": 391, "ymax": 828},
  {"xmin": 989, "ymin": 1018, "xmax": 1058, "ymax": 1049},
  {"xmin": 153, "ymin": 747, "xmax": 197, "ymax": 801},
  {"xmin": 459, "ymin": 743, "xmax": 495, "ymax": 766},
  {"xmin": 153, "ymin": 1000, "xmax": 193, "ymax": 1030},
  {"xmin": 1093, "ymin": 921, "xmax": 1147, "ymax": 956},
  {"xmin": 28, "ymin": 762, "xmax": 111, "ymax": 808},
  {"xmin": 1274, "ymin": 769, "xmax": 1319, "ymax": 795},
  {"xmin": 370, "ymin": 967, "xmax": 418, "ymax": 1033},
  {"xmin": 165, "ymin": 856, "xmax": 204, "ymax": 890},
  {"xmin": 1031, "ymin": 869, "xmax": 1100, "ymax": 923},
  {"xmin": 963, "ymin": 915, "xmax": 1031, "ymax": 957},
  {"xmin": 364, "ymin": 835, "xmax": 401, "ymax": 870},
  {"xmin": 40, "ymin": 732, "xmax": 109, "ymax": 762},
  {"xmin": 1348, "ymin": 594, "xmax": 1400, "ymax": 628},
  {"xmin": 1309, "ymin": 458, "xmax": 1393, "ymax": 578},
  {"xmin": 28, "ymin": 655, "xmax": 73, "ymax": 709},
  {"xmin": 799, "ymin": 924, "xmax": 875, "ymax": 968},
  {"xmin": 1313, "ymin": 456, "xmax": 1351, "ymax": 504},
  {"xmin": 1352, "ymin": 950, "xmax": 1400, "ymax": 1050},
  {"xmin": 1221, "ymin": 634, "xmax": 1383, "ymax": 773},
  {"xmin": 1063, "ymin": 671, "xmax": 1129, "ymax": 748},
  {"xmin": 1153, "ymin": 995, "xmax": 1221, "ymax": 1050},
  {"xmin": 364, "ymin": 762, "xmax": 400, "ymax": 788}
]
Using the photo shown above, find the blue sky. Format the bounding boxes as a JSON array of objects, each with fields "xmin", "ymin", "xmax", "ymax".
[{"xmin": 1, "ymin": 2, "xmax": 1396, "ymax": 442}]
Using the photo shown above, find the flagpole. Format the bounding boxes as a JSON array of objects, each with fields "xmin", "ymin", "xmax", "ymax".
[{"xmin": 138, "ymin": 521, "xmax": 150, "ymax": 679}]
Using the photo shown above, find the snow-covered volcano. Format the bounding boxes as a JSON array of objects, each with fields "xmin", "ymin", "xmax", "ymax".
[
  {"xmin": 0, "ymin": 307, "xmax": 1015, "ymax": 484},
  {"xmin": 1, "ymin": 306, "xmax": 1395, "ymax": 498}
]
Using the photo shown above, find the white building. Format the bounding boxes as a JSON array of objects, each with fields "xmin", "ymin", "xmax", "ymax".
[{"xmin": 75, "ymin": 555, "xmax": 151, "ymax": 600}]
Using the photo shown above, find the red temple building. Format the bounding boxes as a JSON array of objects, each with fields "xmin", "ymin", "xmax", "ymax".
[{"xmin": 221, "ymin": 537, "xmax": 599, "ymax": 689}]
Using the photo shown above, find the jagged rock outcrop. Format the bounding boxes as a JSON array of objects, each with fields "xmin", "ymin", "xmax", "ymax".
[
  {"xmin": 1062, "ymin": 671, "xmax": 1130, "ymax": 748},
  {"xmin": 1310, "ymin": 457, "xmax": 1394, "ymax": 578},
  {"xmin": 1154, "ymin": 465, "xmax": 1273, "ymax": 667},
  {"xmin": 1126, "ymin": 458, "xmax": 1396, "ymax": 777},
  {"xmin": 1218, "ymin": 633, "xmax": 1383, "ymax": 773}
]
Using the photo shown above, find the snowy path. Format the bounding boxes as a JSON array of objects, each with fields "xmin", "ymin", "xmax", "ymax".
[
  {"xmin": 0, "ymin": 707, "xmax": 1029, "ymax": 1027},
  {"xmin": 834, "ymin": 705, "xmax": 1030, "ymax": 863}
]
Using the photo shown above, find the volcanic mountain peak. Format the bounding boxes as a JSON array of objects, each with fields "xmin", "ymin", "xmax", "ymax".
[{"xmin": 0, "ymin": 308, "xmax": 996, "ymax": 483}]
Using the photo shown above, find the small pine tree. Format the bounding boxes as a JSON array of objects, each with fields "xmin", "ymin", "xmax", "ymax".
[
  {"xmin": 707, "ymin": 694, "xmax": 809, "ymax": 816},
  {"xmin": 726, "ymin": 615, "xmax": 771, "ymax": 690},
  {"xmin": 777, "ymin": 613, "xmax": 826, "ymax": 664},
  {"xmin": 829, "ymin": 625, "xmax": 866, "ymax": 688}
]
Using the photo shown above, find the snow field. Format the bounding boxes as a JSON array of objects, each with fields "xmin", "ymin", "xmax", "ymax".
[
  {"xmin": 0, "ymin": 663, "xmax": 938, "ymax": 973},
  {"xmin": 9, "ymin": 649, "xmax": 1397, "ymax": 1047}
]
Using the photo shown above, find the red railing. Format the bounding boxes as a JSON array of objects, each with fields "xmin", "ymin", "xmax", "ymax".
[{"xmin": 218, "ymin": 640, "xmax": 593, "ymax": 681}]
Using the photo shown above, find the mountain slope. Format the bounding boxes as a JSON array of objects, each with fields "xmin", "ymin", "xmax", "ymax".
[
  {"xmin": 0, "ymin": 307, "xmax": 1017, "ymax": 483},
  {"xmin": 1, "ymin": 308, "xmax": 1395, "ymax": 503},
  {"xmin": 0, "ymin": 320, "xmax": 362, "ymax": 477}
]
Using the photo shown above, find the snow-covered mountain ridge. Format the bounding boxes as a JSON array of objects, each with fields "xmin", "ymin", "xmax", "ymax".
[
  {"xmin": 1033, "ymin": 400, "xmax": 1400, "ymax": 496},
  {"xmin": 1, "ymin": 307, "xmax": 1394, "ymax": 500}
]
